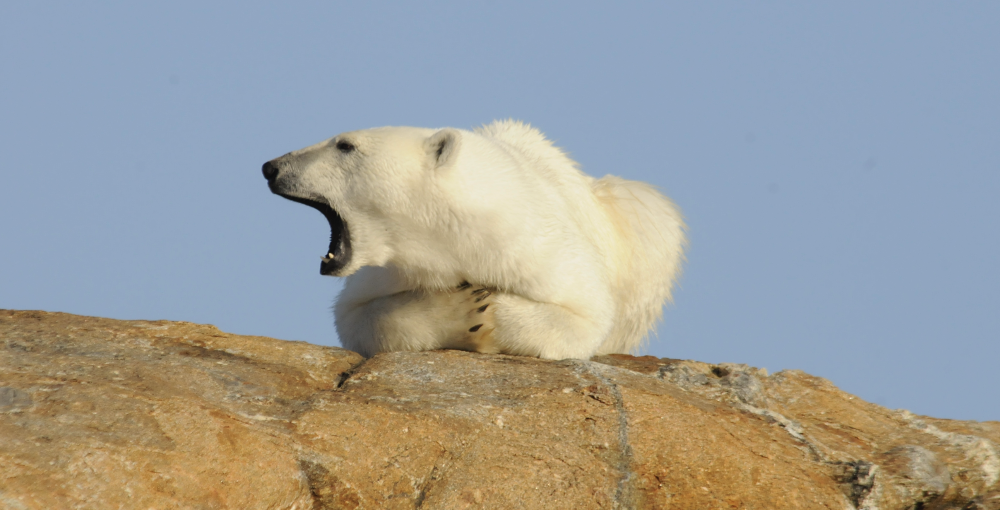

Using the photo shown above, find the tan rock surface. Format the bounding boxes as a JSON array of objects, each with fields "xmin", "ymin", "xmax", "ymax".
[{"xmin": 1, "ymin": 310, "xmax": 998, "ymax": 509}]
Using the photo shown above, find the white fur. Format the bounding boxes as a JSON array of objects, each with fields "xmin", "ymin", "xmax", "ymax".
[{"xmin": 270, "ymin": 120, "xmax": 686, "ymax": 359}]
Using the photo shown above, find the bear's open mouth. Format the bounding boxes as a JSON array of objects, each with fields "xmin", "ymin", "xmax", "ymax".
[{"xmin": 277, "ymin": 195, "xmax": 351, "ymax": 275}]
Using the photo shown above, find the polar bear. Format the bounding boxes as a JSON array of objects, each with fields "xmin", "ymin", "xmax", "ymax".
[{"xmin": 262, "ymin": 120, "xmax": 685, "ymax": 359}]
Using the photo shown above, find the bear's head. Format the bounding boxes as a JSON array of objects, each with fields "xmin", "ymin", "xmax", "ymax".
[{"xmin": 262, "ymin": 126, "xmax": 468, "ymax": 278}]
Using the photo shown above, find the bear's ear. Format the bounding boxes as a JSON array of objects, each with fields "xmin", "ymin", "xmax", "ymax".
[{"xmin": 426, "ymin": 129, "xmax": 461, "ymax": 169}]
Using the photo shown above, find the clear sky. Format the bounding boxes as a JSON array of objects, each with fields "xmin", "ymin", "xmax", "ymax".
[{"xmin": 2, "ymin": 3, "xmax": 997, "ymax": 421}]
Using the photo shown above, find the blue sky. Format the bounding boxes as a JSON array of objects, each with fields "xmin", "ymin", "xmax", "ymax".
[{"xmin": 2, "ymin": 3, "xmax": 997, "ymax": 421}]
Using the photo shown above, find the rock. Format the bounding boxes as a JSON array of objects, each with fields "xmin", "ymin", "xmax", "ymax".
[
  {"xmin": 1, "ymin": 310, "xmax": 998, "ymax": 509},
  {"xmin": 877, "ymin": 445, "xmax": 950, "ymax": 506}
]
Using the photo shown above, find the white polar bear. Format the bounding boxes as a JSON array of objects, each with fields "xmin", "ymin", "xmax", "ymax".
[{"xmin": 263, "ymin": 120, "xmax": 685, "ymax": 360}]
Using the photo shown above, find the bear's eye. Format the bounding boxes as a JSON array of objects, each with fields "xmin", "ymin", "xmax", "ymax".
[{"xmin": 336, "ymin": 140, "xmax": 355, "ymax": 153}]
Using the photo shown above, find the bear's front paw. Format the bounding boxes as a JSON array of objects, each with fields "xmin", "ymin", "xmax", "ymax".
[{"xmin": 452, "ymin": 281, "xmax": 498, "ymax": 353}]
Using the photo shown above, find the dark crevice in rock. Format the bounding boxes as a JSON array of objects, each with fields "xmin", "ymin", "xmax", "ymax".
[
  {"xmin": 834, "ymin": 460, "xmax": 879, "ymax": 509},
  {"xmin": 333, "ymin": 355, "xmax": 373, "ymax": 390},
  {"xmin": 414, "ymin": 465, "xmax": 439, "ymax": 509},
  {"xmin": 415, "ymin": 447, "xmax": 458, "ymax": 509},
  {"xmin": 283, "ymin": 355, "xmax": 371, "ymax": 423}
]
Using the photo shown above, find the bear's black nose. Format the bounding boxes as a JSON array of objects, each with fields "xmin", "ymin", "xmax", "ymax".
[{"xmin": 262, "ymin": 161, "xmax": 280, "ymax": 182}]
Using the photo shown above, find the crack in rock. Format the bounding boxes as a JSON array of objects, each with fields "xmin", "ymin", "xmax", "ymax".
[
  {"xmin": 835, "ymin": 460, "xmax": 881, "ymax": 510},
  {"xmin": 580, "ymin": 362, "xmax": 636, "ymax": 510},
  {"xmin": 333, "ymin": 355, "xmax": 372, "ymax": 390}
]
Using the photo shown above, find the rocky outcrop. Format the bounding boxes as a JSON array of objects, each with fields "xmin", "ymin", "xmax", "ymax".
[{"xmin": 1, "ymin": 310, "xmax": 998, "ymax": 509}]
